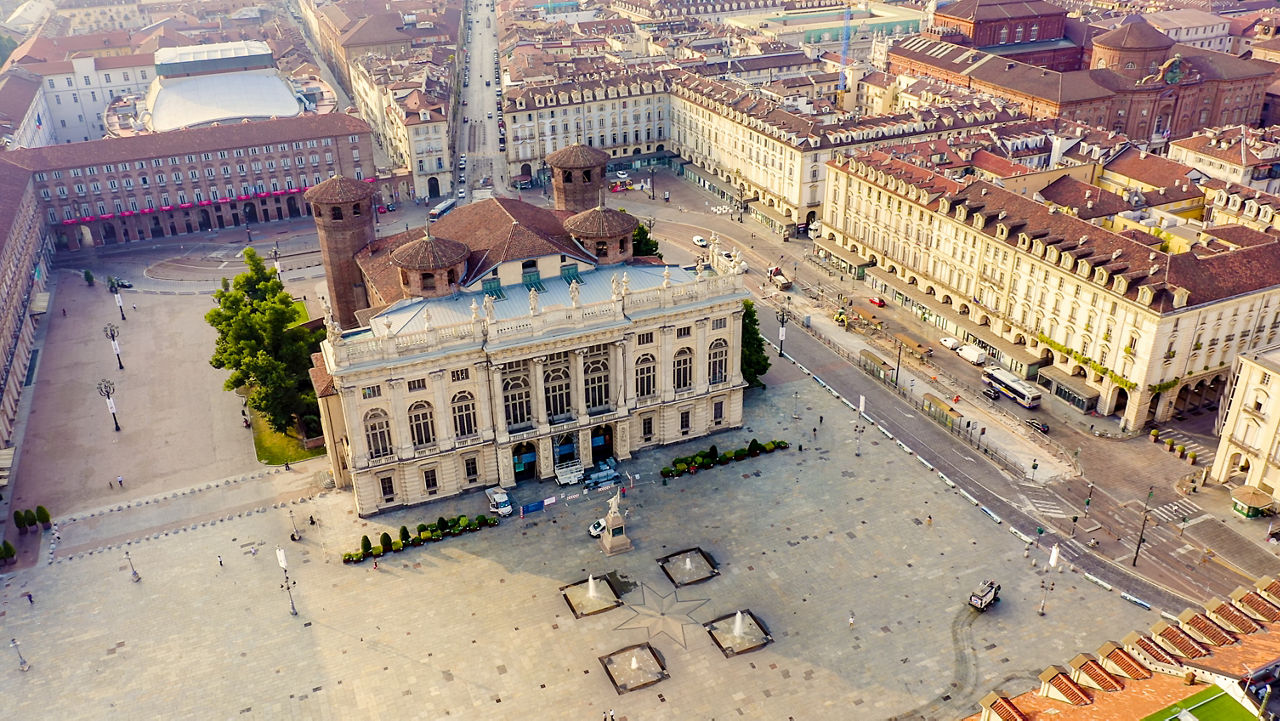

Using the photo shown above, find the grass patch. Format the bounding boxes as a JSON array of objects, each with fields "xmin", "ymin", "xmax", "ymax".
[
  {"xmin": 287, "ymin": 300, "xmax": 309, "ymax": 329},
  {"xmin": 249, "ymin": 410, "xmax": 325, "ymax": 465},
  {"xmin": 1140, "ymin": 686, "xmax": 1253, "ymax": 721}
]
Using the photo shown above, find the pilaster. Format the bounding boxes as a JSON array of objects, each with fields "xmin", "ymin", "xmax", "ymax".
[
  {"xmin": 694, "ymin": 318, "xmax": 709, "ymax": 393},
  {"xmin": 430, "ymin": 370, "xmax": 452, "ymax": 451},
  {"xmin": 491, "ymin": 362, "xmax": 508, "ymax": 445},
  {"xmin": 474, "ymin": 361, "xmax": 496, "ymax": 441},
  {"xmin": 532, "ymin": 356, "xmax": 548, "ymax": 430},
  {"xmin": 660, "ymin": 325, "xmax": 676, "ymax": 402},
  {"xmin": 572, "ymin": 348, "xmax": 587, "ymax": 417},
  {"xmin": 610, "ymin": 341, "xmax": 624, "ymax": 411}
]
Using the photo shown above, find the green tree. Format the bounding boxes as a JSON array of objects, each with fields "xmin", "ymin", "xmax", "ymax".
[
  {"xmin": 205, "ymin": 248, "xmax": 322, "ymax": 432},
  {"xmin": 632, "ymin": 223, "xmax": 661, "ymax": 258},
  {"xmin": 740, "ymin": 299, "xmax": 771, "ymax": 387}
]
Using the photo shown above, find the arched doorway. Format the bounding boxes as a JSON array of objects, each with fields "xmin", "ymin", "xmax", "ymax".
[
  {"xmin": 554, "ymin": 433, "xmax": 577, "ymax": 464},
  {"xmin": 286, "ymin": 196, "xmax": 301, "ymax": 218},
  {"xmin": 101, "ymin": 222, "xmax": 118, "ymax": 244},
  {"xmin": 198, "ymin": 209, "xmax": 212, "ymax": 231},
  {"xmin": 1114, "ymin": 387, "xmax": 1129, "ymax": 416},
  {"xmin": 79, "ymin": 225, "xmax": 94, "ymax": 247},
  {"xmin": 242, "ymin": 203, "xmax": 259, "ymax": 224},
  {"xmin": 149, "ymin": 217, "xmax": 164, "ymax": 239},
  {"xmin": 427, "ymin": 177, "xmax": 440, "ymax": 198},
  {"xmin": 591, "ymin": 424, "xmax": 614, "ymax": 464},
  {"xmin": 805, "ymin": 210, "xmax": 816, "ymax": 225},
  {"xmin": 520, "ymin": 162, "xmax": 532, "ymax": 178},
  {"xmin": 512, "ymin": 442, "xmax": 537, "ymax": 482},
  {"xmin": 1146, "ymin": 392, "xmax": 1162, "ymax": 424},
  {"xmin": 184, "ymin": 219, "xmax": 194, "ymax": 234}
]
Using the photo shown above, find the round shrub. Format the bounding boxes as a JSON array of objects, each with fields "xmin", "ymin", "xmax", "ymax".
[
  {"xmin": 399, "ymin": 525, "xmax": 411, "ymax": 544},
  {"xmin": 361, "ymin": 535, "xmax": 372, "ymax": 554},
  {"xmin": 379, "ymin": 531, "xmax": 393, "ymax": 550}
]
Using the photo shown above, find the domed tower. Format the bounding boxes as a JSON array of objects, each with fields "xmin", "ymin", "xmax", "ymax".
[
  {"xmin": 389, "ymin": 229, "xmax": 470, "ymax": 298},
  {"xmin": 546, "ymin": 144, "xmax": 610, "ymax": 214},
  {"xmin": 305, "ymin": 176, "xmax": 376, "ymax": 329},
  {"xmin": 563, "ymin": 202, "xmax": 640, "ymax": 265},
  {"xmin": 1091, "ymin": 16, "xmax": 1174, "ymax": 81}
]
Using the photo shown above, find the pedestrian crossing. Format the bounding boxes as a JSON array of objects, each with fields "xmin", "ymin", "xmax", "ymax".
[
  {"xmin": 1148, "ymin": 498, "xmax": 1203, "ymax": 524},
  {"xmin": 1156, "ymin": 428, "xmax": 1217, "ymax": 467},
  {"xmin": 1018, "ymin": 482, "xmax": 1071, "ymax": 518}
]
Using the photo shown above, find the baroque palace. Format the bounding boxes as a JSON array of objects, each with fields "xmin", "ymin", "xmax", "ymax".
[{"xmin": 307, "ymin": 144, "xmax": 748, "ymax": 516}]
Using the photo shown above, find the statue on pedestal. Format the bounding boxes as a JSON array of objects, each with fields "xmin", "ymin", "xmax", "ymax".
[{"xmin": 569, "ymin": 279, "xmax": 581, "ymax": 308}]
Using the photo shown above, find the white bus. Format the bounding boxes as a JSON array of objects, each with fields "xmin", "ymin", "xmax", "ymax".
[
  {"xmin": 429, "ymin": 199, "xmax": 457, "ymax": 220},
  {"xmin": 982, "ymin": 367, "xmax": 1042, "ymax": 408}
]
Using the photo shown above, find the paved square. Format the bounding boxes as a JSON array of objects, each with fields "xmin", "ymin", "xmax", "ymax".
[{"xmin": 2, "ymin": 364, "xmax": 1160, "ymax": 720}]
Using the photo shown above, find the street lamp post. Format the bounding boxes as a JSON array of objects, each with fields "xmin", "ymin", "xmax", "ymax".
[
  {"xmin": 112, "ymin": 285, "xmax": 126, "ymax": 321},
  {"xmin": 776, "ymin": 300, "xmax": 789, "ymax": 358},
  {"xmin": 124, "ymin": 549, "xmax": 140, "ymax": 582},
  {"xmin": 1084, "ymin": 482, "xmax": 1094, "ymax": 517},
  {"xmin": 104, "ymin": 323, "xmax": 123, "ymax": 370},
  {"xmin": 792, "ymin": 391, "xmax": 800, "ymax": 420},
  {"xmin": 852, "ymin": 424, "xmax": 865, "ymax": 457},
  {"xmin": 1132, "ymin": 486, "xmax": 1155, "ymax": 567},
  {"xmin": 1037, "ymin": 579, "xmax": 1055, "ymax": 616},
  {"xmin": 289, "ymin": 508, "xmax": 301, "ymax": 542},
  {"xmin": 97, "ymin": 378, "xmax": 121, "ymax": 432},
  {"xmin": 271, "ymin": 241, "xmax": 281, "ymax": 275},
  {"xmin": 648, "ymin": 167, "xmax": 656, "ymax": 200},
  {"xmin": 10, "ymin": 638, "xmax": 29, "ymax": 672},
  {"xmin": 276, "ymin": 546, "xmax": 298, "ymax": 616}
]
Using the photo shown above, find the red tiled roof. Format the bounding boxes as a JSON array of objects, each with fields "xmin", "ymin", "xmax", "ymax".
[
  {"xmin": 1183, "ymin": 613, "xmax": 1235, "ymax": 646},
  {"xmin": 1157, "ymin": 624, "xmax": 1210, "ymax": 659},
  {"xmin": 428, "ymin": 197, "xmax": 595, "ymax": 285},
  {"xmin": 1103, "ymin": 147, "xmax": 1199, "ymax": 192},
  {"xmin": 1238, "ymin": 591, "xmax": 1280, "ymax": 622},
  {"xmin": 1038, "ymin": 176, "xmax": 1129, "ymax": 220},
  {"xmin": 991, "ymin": 696, "xmax": 1030, "ymax": 721},
  {"xmin": 1106, "ymin": 646, "xmax": 1153, "ymax": 680},
  {"xmin": 1080, "ymin": 660, "xmax": 1124, "ymax": 691},
  {"xmin": 1093, "ymin": 16, "xmax": 1176, "ymax": 51},
  {"xmin": 1134, "ymin": 635, "xmax": 1180, "ymax": 666},
  {"xmin": 309, "ymin": 352, "xmax": 335, "ymax": 398},
  {"xmin": 1208, "ymin": 599, "xmax": 1262, "ymax": 634},
  {"xmin": 937, "ymin": 0, "xmax": 1065, "ymax": 22},
  {"xmin": 1049, "ymin": 673, "xmax": 1091, "ymax": 706}
]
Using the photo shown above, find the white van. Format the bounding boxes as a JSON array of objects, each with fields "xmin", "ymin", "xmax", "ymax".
[
  {"xmin": 956, "ymin": 345, "xmax": 987, "ymax": 365},
  {"xmin": 485, "ymin": 487, "xmax": 513, "ymax": 516}
]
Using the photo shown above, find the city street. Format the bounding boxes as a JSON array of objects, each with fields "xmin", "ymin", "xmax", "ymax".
[{"xmin": 456, "ymin": 0, "xmax": 506, "ymax": 199}]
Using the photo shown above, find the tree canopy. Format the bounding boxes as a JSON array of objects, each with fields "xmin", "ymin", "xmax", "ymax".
[
  {"xmin": 206, "ymin": 248, "xmax": 321, "ymax": 432},
  {"xmin": 740, "ymin": 299, "xmax": 771, "ymax": 387},
  {"xmin": 632, "ymin": 223, "xmax": 661, "ymax": 259}
]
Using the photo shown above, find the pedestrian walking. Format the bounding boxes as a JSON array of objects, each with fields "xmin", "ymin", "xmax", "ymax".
[
  {"xmin": 131, "ymin": 304, "xmax": 136, "ymax": 311},
  {"xmin": 373, "ymin": 560, "xmax": 378, "ymax": 570},
  {"xmin": 61, "ymin": 308, "xmax": 66, "ymax": 317},
  {"xmin": 23, "ymin": 592, "xmax": 34, "ymax": 605},
  {"xmin": 819, "ymin": 415, "xmax": 824, "ymax": 425},
  {"xmin": 848, "ymin": 612, "xmax": 855, "ymax": 629},
  {"xmin": 250, "ymin": 546, "xmax": 258, "ymax": 557},
  {"xmin": 109, "ymin": 480, "xmax": 114, "ymax": 490},
  {"xmin": 812, "ymin": 427, "xmax": 818, "ymax": 440},
  {"xmin": 217, "ymin": 554, "xmax": 223, "ymax": 567},
  {"xmin": 117, "ymin": 475, "xmax": 124, "ymax": 488},
  {"xmin": 926, "ymin": 515, "xmax": 933, "ymax": 528}
]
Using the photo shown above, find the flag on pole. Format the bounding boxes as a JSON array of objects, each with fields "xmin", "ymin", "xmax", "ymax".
[{"xmin": 1049, "ymin": 544, "xmax": 1060, "ymax": 568}]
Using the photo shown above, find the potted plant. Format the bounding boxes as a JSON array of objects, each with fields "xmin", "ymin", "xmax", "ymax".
[
  {"xmin": 417, "ymin": 523, "xmax": 429, "ymax": 536},
  {"xmin": 371, "ymin": 545, "xmax": 384, "ymax": 557},
  {"xmin": 342, "ymin": 552, "xmax": 354, "ymax": 564},
  {"xmin": 35, "ymin": 505, "xmax": 51, "ymax": 530},
  {"xmin": 719, "ymin": 453, "xmax": 732, "ymax": 465},
  {"xmin": 437, "ymin": 517, "xmax": 450, "ymax": 534},
  {"xmin": 1188, "ymin": 451, "xmax": 1198, "ymax": 465},
  {"xmin": 1165, "ymin": 439, "xmax": 1175, "ymax": 452},
  {"xmin": 774, "ymin": 440, "xmax": 790, "ymax": 450},
  {"xmin": 763, "ymin": 442, "xmax": 775, "ymax": 453},
  {"xmin": 361, "ymin": 535, "xmax": 373, "ymax": 556},
  {"xmin": 1150, "ymin": 429, "xmax": 1160, "ymax": 443},
  {"xmin": 13, "ymin": 509, "xmax": 26, "ymax": 535},
  {"xmin": 22, "ymin": 509, "xmax": 35, "ymax": 529},
  {"xmin": 748, "ymin": 439, "xmax": 763, "ymax": 457},
  {"xmin": 456, "ymin": 515, "xmax": 471, "ymax": 532},
  {"xmin": 476, "ymin": 514, "xmax": 490, "ymax": 528},
  {"xmin": 467, "ymin": 518, "xmax": 480, "ymax": 532},
  {"xmin": 379, "ymin": 531, "xmax": 393, "ymax": 550},
  {"xmin": 1, "ymin": 540, "xmax": 14, "ymax": 565},
  {"xmin": 661, "ymin": 467, "xmax": 673, "ymax": 478},
  {"xmin": 399, "ymin": 526, "xmax": 411, "ymax": 545},
  {"xmin": 391, "ymin": 540, "xmax": 403, "ymax": 552},
  {"xmin": 431, "ymin": 530, "xmax": 443, "ymax": 541},
  {"xmin": 708, "ymin": 444, "xmax": 718, "ymax": 460},
  {"xmin": 1176, "ymin": 445, "xmax": 1187, "ymax": 459},
  {"xmin": 734, "ymin": 449, "xmax": 748, "ymax": 461},
  {"xmin": 674, "ymin": 463, "xmax": 687, "ymax": 477}
]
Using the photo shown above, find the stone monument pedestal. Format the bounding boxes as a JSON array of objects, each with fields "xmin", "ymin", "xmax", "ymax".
[{"xmin": 597, "ymin": 508, "xmax": 633, "ymax": 556}]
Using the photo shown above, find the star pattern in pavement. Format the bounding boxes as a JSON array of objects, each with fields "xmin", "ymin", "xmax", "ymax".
[{"xmin": 614, "ymin": 582, "xmax": 709, "ymax": 649}]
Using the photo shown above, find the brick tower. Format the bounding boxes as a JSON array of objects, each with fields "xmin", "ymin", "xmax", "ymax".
[
  {"xmin": 546, "ymin": 144, "xmax": 609, "ymax": 213},
  {"xmin": 305, "ymin": 176, "xmax": 375, "ymax": 329}
]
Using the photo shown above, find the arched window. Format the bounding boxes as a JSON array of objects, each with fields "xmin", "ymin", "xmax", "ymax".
[
  {"xmin": 998, "ymin": 26, "xmax": 1008, "ymax": 44},
  {"xmin": 583, "ymin": 169, "xmax": 592, "ymax": 182},
  {"xmin": 352, "ymin": 203, "xmax": 361, "ymax": 216},
  {"xmin": 1029, "ymin": 23, "xmax": 1038, "ymax": 41},
  {"xmin": 673, "ymin": 347, "xmax": 694, "ymax": 391},
  {"xmin": 635, "ymin": 354, "xmax": 656, "ymax": 398},
  {"xmin": 544, "ymin": 366, "xmax": 572, "ymax": 420},
  {"xmin": 1014, "ymin": 25, "xmax": 1024, "ymax": 43},
  {"xmin": 595, "ymin": 240, "xmax": 609, "ymax": 258},
  {"xmin": 584, "ymin": 359, "xmax": 610, "ymax": 410},
  {"xmin": 708, "ymin": 339, "xmax": 729, "ymax": 384},
  {"xmin": 1125, "ymin": 62, "xmax": 1136, "ymax": 70},
  {"xmin": 409, "ymin": 402, "xmax": 435, "ymax": 449},
  {"xmin": 451, "ymin": 392, "xmax": 477, "ymax": 438},
  {"xmin": 563, "ymin": 170, "xmax": 573, "ymax": 183},
  {"xmin": 364, "ymin": 409, "xmax": 393, "ymax": 459},
  {"xmin": 331, "ymin": 205, "xmax": 344, "ymax": 220},
  {"xmin": 503, "ymin": 376, "xmax": 532, "ymax": 428},
  {"xmin": 421, "ymin": 272, "xmax": 436, "ymax": 290},
  {"xmin": 1251, "ymin": 388, "xmax": 1270, "ymax": 414}
]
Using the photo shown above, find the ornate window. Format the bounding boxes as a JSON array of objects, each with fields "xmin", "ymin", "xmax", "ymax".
[
  {"xmin": 635, "ymin": 354, "xmax": 656, "ymax": 398},
  {"xmin": 584, "ymin": 359, "xmax": 610, "ymax": 411},
  {"xmin": 451, "ymin": 392, "xmax": 477, "ymax": 438},
  {"xmin": 708, "ymin": 339, "xmax": 729, "ymax": 385},
  {"xmin": 673, "ymin": 347, "xmax": 694, "ymax": 391},
  {"xmin": 364, "ymin": 409, "xmax": 393, "ymax": 460},
  {"xmin": 544, "ymin": 366, "xmax": 572, "ymax": 420},
  {"xmin": 503, "ymin": 376, "xmax": 532, "ymax": 428},
  {"xmin": 409, "ymin": 401, "xmax": 435, "ymax": 449}
]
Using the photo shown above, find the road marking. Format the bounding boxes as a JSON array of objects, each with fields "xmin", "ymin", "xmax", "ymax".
[
  {"xmin": 897, "ymin": 408, "xmax": 915, "ymax": 418},
  {"xmin": 952, "ymin": 450, "xmax": 975, "ymax": 463}
]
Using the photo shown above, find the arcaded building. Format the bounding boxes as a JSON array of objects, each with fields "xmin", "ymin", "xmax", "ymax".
[{"xmin": 308, "ymin": 144, "xmax": 749, "ymax": 516}]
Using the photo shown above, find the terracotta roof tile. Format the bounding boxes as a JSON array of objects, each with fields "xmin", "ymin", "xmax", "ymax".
[
  {"xmin": 1182, "ymin": 613, "xmax": 1235, "ymax": 646},
  {"xmin": 1049, "ymin": 673, "xmax": 1092, "ymax": 706},
  {"xmin": 389, "ymin": 232, "xmax": 469, "ymax": 271},
  {"xmin": 1134, "ymin": 635, "xmax": 1180, "ymax": 666},
  {"xmin": 1105, "ymin": 646, "xmax": 1153, "ymax": 680},
  {"xmin": 1079, "ymin": 659, "xmax": 1124, "ymax": 692},
  {"xmin": 1156, "ymin": 623, "xmax": 1210, "ymax": 659},
  {"xmin": 308, "ymin": 352, "xmax": 335, "ymax": 398},
  {"xmin": 1092, "ymin": 16, "xmax": 1176, "ymax": 51},
  {"xmin": 1038, "ymin": 176, "xmax": 1130, "ymax": 220},
  {"xmin": 562, "ymin": 206, "xmax": 639, "ymax": 239},
  {"xmin": 1207, "ymin": 599, "xmax": 1262, "ymax": 634},
  {"xmin": 545, "ymin": 143, "xmax": 609, "ymax": 170},
  {"xmin": 991, "ymin": 696, "xmax": 1030, "ymax": 721},
  {"xmin": 304, "ymin": 175, "xmax": 375, "ymax": 204},
  {"xmin": 427, "ymin": 197, "xmax": 595, "ymax": 285},
  {"xmin": 1236, "ymin": 591, "xmax": 1280, "ymax": 622}
]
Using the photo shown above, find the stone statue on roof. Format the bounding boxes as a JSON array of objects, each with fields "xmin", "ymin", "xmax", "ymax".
[
  {"xmin": 470, "ymin": 298, "xmax": 479, "ymax": 322},
  {"xmin": 662, "ymin": 267, "xmax": 672, "ymax": 288},
  {"xmin": 610, "ymin": 273, "xmax": 621, "ymax": 300},
  {"xmin": 528, "ymin": 286, "xmax": 540, "ymax": 316},
  {"xmin": 621, "ymin": 272, "xmax": 630, "ymax": 295},
  {"xmin": 483, "ymin": 293, "xmax": 495, "ymax": 322},
  {"xmin": 569, "ymin": 279, "xmax": 581, "ymax": 307}
]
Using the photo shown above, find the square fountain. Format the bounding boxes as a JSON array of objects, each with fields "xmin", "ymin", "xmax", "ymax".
[
  {"xmin": 704, "ymin": 609, "xmax": 773, "ymax": 657},
  {"xmin": 599, "ymin": 642, "xmax": 668, "ymax": 694},
  {"xmin": 560, "ymin": 573, "xmax": 623, "ymax": 618},
  {"xmin": 656, "ymin": 547, "xmax": 719, "ymax": 588}
]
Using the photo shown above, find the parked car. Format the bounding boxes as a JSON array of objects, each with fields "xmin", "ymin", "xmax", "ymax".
[
  {"xmin": 939, "ymin": 336, "xmax": 961, "ymax": 350},
  {"xmin": 588, "ymin": 518, "xmax": 607, "ymax": 538},
  {"xmin": 487, "ymin": 111, "xmax": 493, "ymax": 118},
  {"xmin": 692, "ymin": 235, "xmax": 707, "ymax": 247},
  {"xmin": 616, "ymin": 171, "xmax": 630, "ymax": 180},
  {"xmin": 868, "ymin": 296, "xmax": 886, "ymax": 308},
  {"xmin": 386, "ymin": 203, "xmax": 396, "ymax": 212},
  {"xmin": 981, "ymin": 387, "xmax": 1001, "ymax": 401},
  {"xmin": 956, "ymin": 345, "xmax": 987, "ymax": 365},
  {"xmin": 457, "ymin": 188, "xmax": 467, "ymax": 199},
  {"xmin": 1024, "ymin": 418, "xmax": 1050, "ymax": 434},
  {"xmin": 376, "ymin": 205, "xmax": 387, "ymax": 214},
  {"xmin": 111, "ymin": 278, "xmax": 133, "ymax": 288}
]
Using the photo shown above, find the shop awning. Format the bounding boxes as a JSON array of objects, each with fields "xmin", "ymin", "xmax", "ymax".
[
  {"xmin": 29, "ymin": 292, "xmax": 49, "ymax": 315},
  {"xmin": 749, "ymin": 200, "xmax": 797, "ymax": 227},
  {"xmin": 815, "ymin": 240, "xmax": 869, "ymax": 269},
  {"xmin": 0, "ymin": 447, "xmax": 13, "ymax": 488}
]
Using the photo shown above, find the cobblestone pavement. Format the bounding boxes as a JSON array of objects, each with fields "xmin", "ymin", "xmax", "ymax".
[{"xmin": 1, "ymin": 379, "xmax": 1158, "ymax": 720}]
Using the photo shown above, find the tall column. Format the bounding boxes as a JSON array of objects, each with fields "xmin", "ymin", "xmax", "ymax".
[
  {"xmin": 620, "ymin": 335, "xmax": 635, "ymax": 410},
  {"xmin": 572, "ymin": 349, "xmax": 587, "ymax": 417},
  {"xmin": 659, "ymin": 326, "xmax": 676, "ymax": 401},
  {"xmin": 385, "ymin": 378, "xmax": 412, "ymax": 458},
  {"xmin": 475, "ymin": 362, "xmax": 497, "ymax": 442},
  {"xmin": 491, "ymin": 363, "xmax": 508, "ymax": 444},
  {"xmin": 532, "ymin": 356, "xmax": 548, "ymax": 429},
  {"xmin": 694, "ymin": 318, "xmax": 709, "ymax": 393},
  {"xmin": 610, "ymin": 341, "xmax": 624, "ymax": 411},
  {"xmin": 430, "ymin": 370, "xmax": 451, "ymax": 450},
  {"xmin": 729, "ymin": 309, "xmax": 744, "ymax": 386}
]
